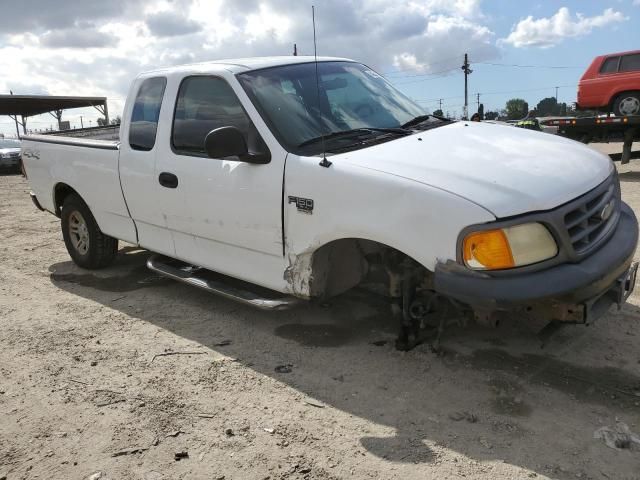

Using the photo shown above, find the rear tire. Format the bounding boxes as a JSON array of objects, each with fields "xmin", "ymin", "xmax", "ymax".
[
  {"xmin": 61, "ymin": 193, "xmax": 118, "ymax": 269},
  {"xmin": 613, "ymin": 92, "xmax": 640, "ymax": 117}
]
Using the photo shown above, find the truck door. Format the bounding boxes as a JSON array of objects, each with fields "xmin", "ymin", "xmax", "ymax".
[
  {"xmin": 153, "ymin": 74, "xmax": 288, "ymax": 291},
  {"xmin": 119, "ymin": 76, "xmax": 177, "ymax": 257}
]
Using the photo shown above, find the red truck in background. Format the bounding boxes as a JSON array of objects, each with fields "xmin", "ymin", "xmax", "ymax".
[
  {"xmin": 537, "ymin": 50, "xmax": 640, "ymax": 164},
  {"xmin": 577, "ymin": 50, "xmax": 640, "ymax": 116}
]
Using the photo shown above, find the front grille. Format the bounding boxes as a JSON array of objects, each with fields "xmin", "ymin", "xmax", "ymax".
[
  {"xmin": 563, "ymin": 175, "xmax": 620, "ymax": 256},
  {"xmin": 457, "ymin": 172, "xmax": 624, "ymax": 275}
]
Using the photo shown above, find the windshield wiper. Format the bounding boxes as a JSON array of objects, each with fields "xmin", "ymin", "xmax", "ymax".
[
  {"xmin": 402, "ymin": 115, "xmax": 451, "ymax": 128},
  {"xmin": 297, "ymin": 127, "xmax": 410, "ymax": 148}
]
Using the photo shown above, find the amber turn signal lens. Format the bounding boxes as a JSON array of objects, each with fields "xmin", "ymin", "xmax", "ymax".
[{"xmin": 463, "ymin": 229, "xmax": 515, "ymax": 270}]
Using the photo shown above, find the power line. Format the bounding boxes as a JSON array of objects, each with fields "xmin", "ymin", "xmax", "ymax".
[
  {"xmin": 384, "ymin": 58, "xmax": 581, "ymax": 85},
  {"xmin": 388, "ymin": 63, "xmax": 578, "ymax": 86},
  {"xmin": 386, "ymin": 67, "xmax": 462, "ymax": 79},
  {"xmin": 389, "ymin": 70, "xmax": 462, "ymax": 85},
  {"xmin": 381, "ymin": 46, "xmax": 492, "ymax": 76},
  {"xmin": 413, "ymin": 84, "xmax": 576, "ymax": 102},
  {"xmin": 478, "ymin": 84, "xmax": 576, "ymax": 97},
  {"xmin": 382, "ymin": 52, "xmax": 472, "ymax": 75},
  {"xmin": 476, "ymin": 62, "xmax": 582, "ymax": 69},
  {"xmin": 415, "ymin": 94, "xmax": 465, "ymax": 103}
]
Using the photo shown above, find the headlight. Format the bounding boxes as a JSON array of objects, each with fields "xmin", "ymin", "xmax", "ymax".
[{"xmin": 462, "ymin": 223, "xmax": 557, "ymax": 270}]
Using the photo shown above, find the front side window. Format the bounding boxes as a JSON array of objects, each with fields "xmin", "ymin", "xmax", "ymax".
[
  {"xmin": 172, "ymin": 76, "xmax": 266, "ymax": 156},
  {"xmin": 129, "ymin": 77, "xmax": 166, "ymax": 151},
  {"xmin": 620, "ymin": 54, "xmax": 640, "ymax": 72},
  {"xmin": 237, "ymin": 61, "xmax": 431, "ymax": 155},
  {"xmin": 600, "ymin": 56, "xmax": 619, "ymax": 74}
]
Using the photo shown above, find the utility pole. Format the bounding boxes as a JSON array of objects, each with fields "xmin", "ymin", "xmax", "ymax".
[
  {"xmin": 476, "ymin": 93, "xmax": 481, "ymax": 111},
  {"xmin": 80, "ymin": 116, "xmax": 84, "ymax": 128},
  {"xmin": 555, "ymin": 86, "xmax": 558, "ymax": 102},
  {"xmin": 438, "ymin": 98, "xmax": 443, "ymax": 112},
  {"xmin": 293, "ymin": 43, "xmax": 298, "ymax": 56},
  {"xmin": 461, "ymin": 53, "xmax": 473, "ymax": 120}
]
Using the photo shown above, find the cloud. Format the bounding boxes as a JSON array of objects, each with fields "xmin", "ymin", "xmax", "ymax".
[
  {"xmin": 415, "ymin": 0, "xmax": 483, "ymax": 19},
  {"xmin": 0, "ymin": 0, "xmax": 134, "ymax": 33},
  {"xmin": 392, "ymin": 15, "xmax": 495, "ymax": 74},
  {"xmin": 41, "ymin": 27, "xmax": 119, "ymax": 49},
  {"xmin": 501, "ymin": 7, "xmax": 627, "ymax": 48},
  {"xmin": 0, "ymin": 0, "xmax": 499, "ymax": 133},
  {"xmin": 146, "ymin": 11, "xmax": 202, "ymax": 37}
]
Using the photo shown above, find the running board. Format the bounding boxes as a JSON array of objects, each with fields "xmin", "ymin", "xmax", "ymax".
[{"xmin": 146, "ymin": 254, "xmax": 302, "ymax": 310}]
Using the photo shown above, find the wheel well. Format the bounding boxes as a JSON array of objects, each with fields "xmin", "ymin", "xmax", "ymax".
[
  {"xmin": 53, "ymin": 183, "xmax": 79, "ymax": 217},
  {"xmin": 306, "ymin": 238, "xmax": 430, "ymax": 299}
]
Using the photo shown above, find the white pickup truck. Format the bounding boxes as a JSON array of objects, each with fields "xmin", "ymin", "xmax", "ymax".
[{"xmin": 22, "ymin": 56, "xmax": 639, "ymax": 346}]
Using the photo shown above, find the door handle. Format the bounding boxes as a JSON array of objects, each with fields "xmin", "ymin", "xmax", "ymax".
[{"xmin": 159, "ymin": 172, "xmax": 179, "ymax": 188}]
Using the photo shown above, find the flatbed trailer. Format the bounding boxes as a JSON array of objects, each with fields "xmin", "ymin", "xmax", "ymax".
[{"xmin": 540, "ymin": 115, "xmax": 640, "ymax": 164}]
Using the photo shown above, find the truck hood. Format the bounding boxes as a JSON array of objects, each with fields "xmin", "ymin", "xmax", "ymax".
[{"xmin": 335, "ymin": 121, "xmax": 613, "ymax": 218}]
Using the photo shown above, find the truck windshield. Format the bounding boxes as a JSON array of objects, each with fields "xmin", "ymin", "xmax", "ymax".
[{"xmin": 237, "ymin": 61, "xmax": 432, "ymax": 155}]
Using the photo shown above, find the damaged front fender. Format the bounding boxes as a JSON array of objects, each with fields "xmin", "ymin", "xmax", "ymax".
[
  {"xmin": 284, "ymin": 251, "xmax": 314, "ymax": 299},
  {"xmin": 284, "ymin": 239, "xmax": 371, "ymax": 300}
]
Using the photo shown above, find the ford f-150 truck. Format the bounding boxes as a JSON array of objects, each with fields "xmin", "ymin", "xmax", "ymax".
[{"xmin": 22, "ymin": 56, "xmax": 639, "ymax": 347}]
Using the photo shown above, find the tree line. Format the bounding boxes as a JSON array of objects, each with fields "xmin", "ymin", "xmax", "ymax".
[
  {"xmin": 490, "ymin": 96, "xmax": 598, "ymax": 121},
  {"xmin": 433, "ymin": 97, "xmax": 596, "ymax": 121}
]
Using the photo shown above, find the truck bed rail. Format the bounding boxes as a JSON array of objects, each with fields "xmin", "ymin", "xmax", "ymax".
[{"xmin": 21, "ymin": 133, "xmax": 119, "ymax": 150}]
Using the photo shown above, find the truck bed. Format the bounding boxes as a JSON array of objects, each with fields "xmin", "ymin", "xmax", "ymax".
[{"xmin": 21, "ymin": 124, "xmax": 136, "ymax": 246}]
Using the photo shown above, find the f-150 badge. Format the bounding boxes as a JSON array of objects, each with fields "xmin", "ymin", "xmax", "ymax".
[{"xmin": 288, "ymin": 196, "xmax": 314, "ymax": 214}]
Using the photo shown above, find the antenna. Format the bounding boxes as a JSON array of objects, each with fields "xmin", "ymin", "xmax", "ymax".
[{"xmin": 312, "ymin": 5, "xmax": 332, "ymax": 168}]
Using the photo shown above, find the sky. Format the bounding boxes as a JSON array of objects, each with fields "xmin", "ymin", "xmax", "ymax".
[{"xmin": 0, "ymin": 0, "xmax": 639, "ymax": 136}]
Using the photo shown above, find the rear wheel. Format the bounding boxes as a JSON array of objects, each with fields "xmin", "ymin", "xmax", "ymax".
[
  {"xmin": 613, "ymin": 92, "xmax": 640, "ymax": 116},
  {"xmin": 61, "ymin": 193, "xmax": 118, "ymax": 269}
]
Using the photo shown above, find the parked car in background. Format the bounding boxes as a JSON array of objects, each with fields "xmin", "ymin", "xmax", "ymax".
[
  {"xmin": 0, "ymin": 137, "xmax": 22, "ymax": 173},
  {"xmin": 577, "ymin": 50, "xmax": 640, "ymax": 116}
]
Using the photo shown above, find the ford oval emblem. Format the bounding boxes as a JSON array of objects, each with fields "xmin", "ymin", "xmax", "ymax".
[{"xmin": 599, "ymin": 200, "xmax": 615, "ymax": 222}]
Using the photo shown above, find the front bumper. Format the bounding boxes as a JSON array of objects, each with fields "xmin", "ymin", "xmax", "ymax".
[{"xmin": 434, "ymin": 202, "xmax": 639, "ymax": 329}]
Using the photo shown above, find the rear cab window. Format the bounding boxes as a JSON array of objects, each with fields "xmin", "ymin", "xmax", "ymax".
[
  {"xmin": 171, "ymin": 75, "xmax": 268, "ymax": 157},
  {"xmin": 129, "ymin": 77, "xmax": 167, "ymax": 151},
  {"xmin": 599, "ymin": 56, "xmax": 619, "ymax": 74},
  {"xmin": 620, "ymin": 54, "xmax": 640, "ymax": 72}
]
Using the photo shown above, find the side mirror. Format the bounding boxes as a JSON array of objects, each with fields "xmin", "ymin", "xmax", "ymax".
[{"xmin": 204, "ymin": 126, "xmax": 270, "ymax": 164}]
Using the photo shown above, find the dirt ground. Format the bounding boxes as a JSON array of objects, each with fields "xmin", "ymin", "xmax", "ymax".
[{"xmin": 2, "ymin": 143, "xmax": 640, "ymax": 480}]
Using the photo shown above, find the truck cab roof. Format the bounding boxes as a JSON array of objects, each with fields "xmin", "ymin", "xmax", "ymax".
[{"xmin": 139, "ymin": 56, "xmax": 355, "ymax": 77}]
